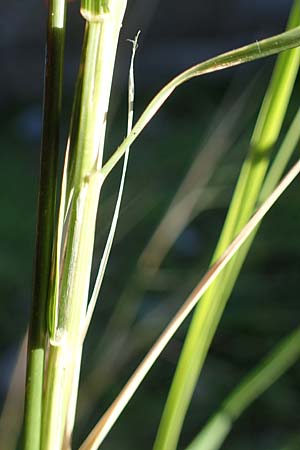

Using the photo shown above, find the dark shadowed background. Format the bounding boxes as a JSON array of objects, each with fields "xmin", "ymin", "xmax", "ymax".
[{"xmin": 0, "ymin": 1, "xmax": 299, "ymax": 449}]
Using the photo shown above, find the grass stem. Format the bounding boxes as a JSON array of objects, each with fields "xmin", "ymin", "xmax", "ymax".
[
  {"xmin": 23, "ymin": 1, "xmax": 67, "ymax": 448},
  {"xmin": 40, "ymin": 2, "xmax": 127, "ymax": 447}
]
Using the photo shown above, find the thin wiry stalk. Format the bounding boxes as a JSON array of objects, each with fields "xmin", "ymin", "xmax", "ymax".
[
  {"xmin": 78, "ymin": 159, "xmax": 300, "ymax": 450},
  {"xmin": 23, "ymin": 1, "xmax": 67, "ymax": 448}
]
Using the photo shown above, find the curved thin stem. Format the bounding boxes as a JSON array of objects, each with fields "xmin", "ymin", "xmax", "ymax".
[{"xmin": 101, "ymin": 25, "xmax": 300, "ymax": 180}]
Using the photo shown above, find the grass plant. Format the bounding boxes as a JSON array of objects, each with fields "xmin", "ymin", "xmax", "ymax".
[
  {"xmin": 153, "ymin": 3, "xmax": 300, "ymax": 449},
  {"xmin": 1, "ymin": 1, "xmax": 300, "ymax": 450}
]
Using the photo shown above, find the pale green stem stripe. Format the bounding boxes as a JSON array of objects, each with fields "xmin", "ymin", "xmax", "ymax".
[
  {"xmin": 101, "ymin": 25, "xmax": 300, "ymax": 180},
  {"xmin": 185, "ymin": 327, "xmax": 300, "ymax": 450}
]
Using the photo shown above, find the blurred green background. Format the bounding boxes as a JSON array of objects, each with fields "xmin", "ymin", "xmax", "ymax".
[{"xmin": 0, "ymin": 1, "xmax": 300, "ymax": 449}]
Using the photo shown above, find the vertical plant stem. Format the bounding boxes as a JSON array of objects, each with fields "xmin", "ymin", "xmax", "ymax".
[
  {"xmin": 23, "ymin": 1, "xmax": 66, "ymax": 449},
  {"xmin": 83, "ymin": 30, "xmax": 140, "ymax": 338},
  {"xmin": 153, "ymin": 3, "xmax": 300, "ymax": 450},
  {"xmin": 41, "ymin": 2, "xmax": 127, "ymax": 448}
]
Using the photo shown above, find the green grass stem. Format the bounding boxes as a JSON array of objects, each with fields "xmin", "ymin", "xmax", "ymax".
[
  {"xmin": 83, "ymin": 31, "xmax": 140, "ymax": 339},
  {"xmin": 40, "ymin": 1, "xmax": 128, "ymax": 448},
  {"xmin": 23, "ymin": 1, "xmax": 67, "ymax": 449}
]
